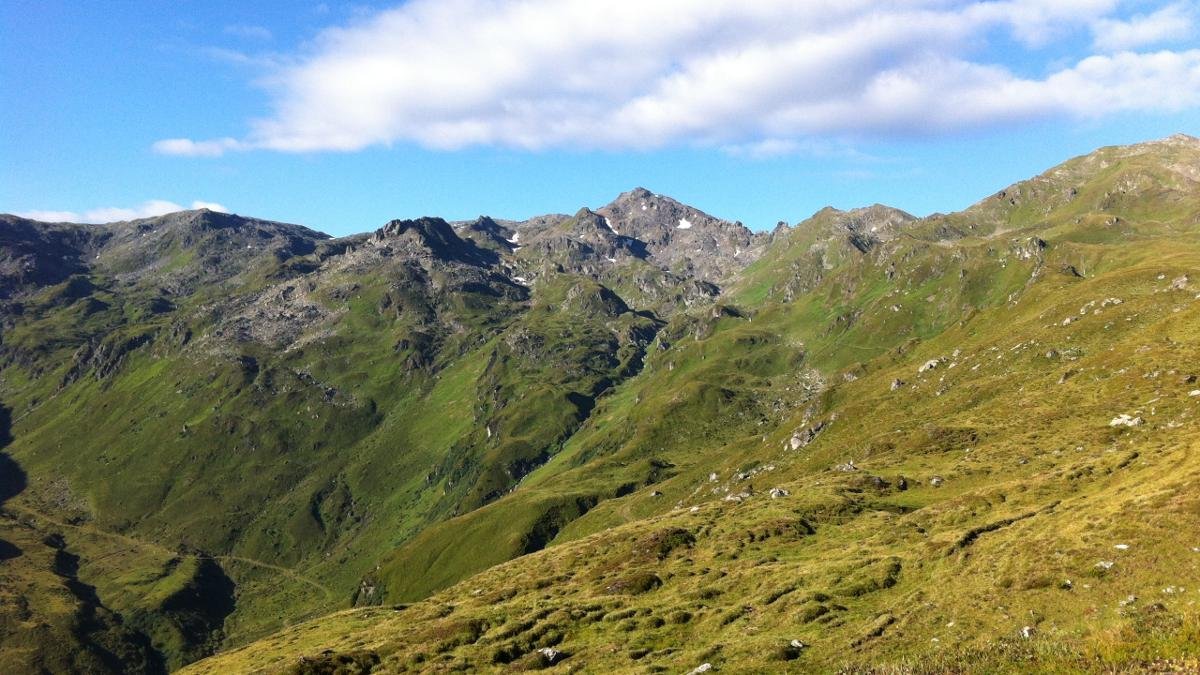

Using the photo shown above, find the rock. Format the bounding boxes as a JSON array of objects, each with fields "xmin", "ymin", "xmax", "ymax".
[
  {"xmin": 650, "ymin": 490, "xmax": 663, "ymax": 497},
  {"xmin": 929, "ymin": 476, "xmax": 944, "ymax": 487},
  {"xmin": 789, "ymin": 421, "xmax": 827, "ymax": 450},
  {"xmin": 689, "ymin": 664, "xmax": 714, "ymax": 674},
  {"xmin": 1170, "ymin": 274, "xmax": 1190, "ymax": 290},
  {"xmin": 708, "ymin": 472, "xmax": 719, "ymax": 482},
  {"xmin": 1114, "ymin": 543, "xmax": 1130, "ymax": 550},
  {"xmin": 773, "ymin": 639, "xmax": 807, "ymax": 661},
  {"xmin": 1109, "ymin": 414, "xmax": 1144, "ymax": 427},
  {"xmin": 1119, "ymin": 594, "xmax": 1137, "ymax": 607},
  {"xmin": 537, "ymin": 647, "xmax": 565, "ymax": 665},
  {"xmin": 834, "ymin": 461, "xmax": 858, "ymax": 472},
  {"xmin": 1096, "ymin": 560, "xmax": 1115, "ymax": 570},
  {"xmin": 918, "ymin": 358, "xmax": 943, "ymax": 373},
  {"xmin": 768, "ymin": 487, "xmax": 790, "ymax": 499},
  {"xmin": 890, "ymin": 378, "xmax": 905, "ymax": 391},
  {"xmin": 1020, "ymin": 625, "xmax": 1036, "ymax": 639},
  {"xmin": 1190, "ymin": 390, "xmax": 1200, "ymax": 397}
]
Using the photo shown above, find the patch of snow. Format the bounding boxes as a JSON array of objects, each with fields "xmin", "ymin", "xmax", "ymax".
[
  {"xmin": 677, "ymin": 218, "xmax": 693, "ymax": 230},
  {"xmin": 640, "ymin": 203, "xmax": 647, "ymax": 211},
  {"xmin": 606, "ymin": 257, "xmax": 617, "ymax": 263},
  {"xmin": 507, "ymin": 231, "xmax": 520, "ymax": 244},
  {"xmin": 513, "ymin": 276, "xmax": 528, "ymax": 284}
]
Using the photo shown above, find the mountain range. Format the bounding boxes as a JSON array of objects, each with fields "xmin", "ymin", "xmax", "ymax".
[{"xmin": 2, "ymin": 134, "xmax": 1200, "ymax": 673}]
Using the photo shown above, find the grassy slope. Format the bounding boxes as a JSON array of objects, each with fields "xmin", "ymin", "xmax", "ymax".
[
  {"xmin": 182, "ymin": 137, "xmax": 1200, "ymax": 672},
  {"xmin": 0, "ymin": 227, "xmax": 665, "ymax": 665},
  {"xmin": 183, "ymin": 231, "xmax": 1200, "ymax": 674}
]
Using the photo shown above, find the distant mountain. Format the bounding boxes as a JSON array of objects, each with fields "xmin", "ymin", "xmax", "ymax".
[{"xmin": 4, "ymin": 135, "xmax": 1200, "ymax": 673}]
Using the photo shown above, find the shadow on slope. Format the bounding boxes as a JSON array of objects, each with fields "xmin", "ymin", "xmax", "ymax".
[{"xmin": 0, "ymin": 405, "xmax": 25, "ymax": 508}]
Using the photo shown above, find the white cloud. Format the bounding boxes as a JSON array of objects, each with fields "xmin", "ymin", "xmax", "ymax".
[
  {"xmin": 1092, "ymin": 3, "xmax": 1195, "ymax": 51},
  {"xmin": 17, "ymin": 200, "xmax": 228, "ymax": 224},
  {"xmin": 189, "ymin": 200, "xmax": 229, "ymax": 212},
  {"xmin": 15, "ymin": 210, "xmax": 82, "ymax": 223},
  {"xmin": 153, "ymin": 137, "xmax": 246, "ymax": 157},
  {"xmin": 158, "ymin": 0, "xmax": 1200, "ymax": 155}
]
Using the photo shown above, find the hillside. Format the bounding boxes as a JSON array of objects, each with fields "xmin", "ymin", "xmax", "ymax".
[{"xmin": 3, "ymin": 135, "xmax": 1200, "ymax": 673}]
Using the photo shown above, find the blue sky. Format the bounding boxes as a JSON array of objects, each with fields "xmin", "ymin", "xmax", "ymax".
[{"xmin": 2, "ymin": 0, "xmax": 1199, "ymax": 235}]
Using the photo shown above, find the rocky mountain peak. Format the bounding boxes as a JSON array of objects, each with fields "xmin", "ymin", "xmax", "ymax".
[
  {"xmin": 454, "ymin": 216, "xmax": 518, "ymax": 254},
  {"xmin": 594, "ymin": 188, "xmax": 766, "ymax": 284},
  {"xmin": 373, "ymin": 216, "xmax": 496, "ymax": 266}
]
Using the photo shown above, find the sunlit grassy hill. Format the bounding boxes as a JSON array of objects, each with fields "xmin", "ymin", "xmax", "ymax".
[{"xmin": 3, "ymin": 135, "xmax": 1200, "ymax": 673}]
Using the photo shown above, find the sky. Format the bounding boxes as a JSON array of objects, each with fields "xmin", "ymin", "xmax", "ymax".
[{"xmin": 2, "ymin": 0, "xmax": 1199, "ymax": 235}]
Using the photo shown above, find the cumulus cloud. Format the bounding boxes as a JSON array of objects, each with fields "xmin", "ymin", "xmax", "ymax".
[
  {"xmin": 17, "ymin": 200, "xmax": 228, "ymax": 224},
  {"xmin": 158, "ymin": 0, "xmax": 1200, "ymax": 155},
  {"xmin": 1092, "ymin": 2, "xmax": 1195, "ymax": 51}
]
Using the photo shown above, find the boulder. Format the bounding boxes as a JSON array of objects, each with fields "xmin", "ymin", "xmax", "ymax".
[
  {"xmin": 918, "ymin": 358, "xmax": 943, "ymax": 373},
  {"xmin": 1109, "ymin": 414, "xmax": 1144, "ymax": 427}
]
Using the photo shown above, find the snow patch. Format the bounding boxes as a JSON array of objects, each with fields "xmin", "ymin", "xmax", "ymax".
[
  {"xmin": 677, "ymin": 218, "xmax": 693, "ymax": 229},
  {"xmin": 507, "ymin": 231, "xmax": 520, "ymax": 244}
]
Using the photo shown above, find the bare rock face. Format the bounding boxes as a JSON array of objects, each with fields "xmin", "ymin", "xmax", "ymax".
[
  {"xmin": 595, "ymin": 188, "xmax": 768, "ymax": 284},
  {"xmin": 94, "ymin": 209, "xmax": 330, "ymax": 294},
  {"xmin": 371, "ymin": 217, "xmax": 497, "ymax": 266},
  {"xmin": 0, "ymin": 215, "xmax": 105, "ymax": 298}
]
